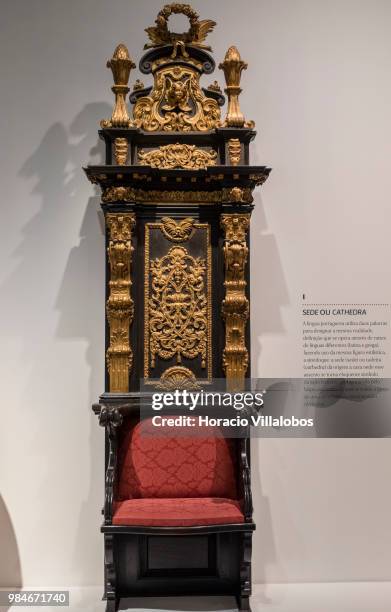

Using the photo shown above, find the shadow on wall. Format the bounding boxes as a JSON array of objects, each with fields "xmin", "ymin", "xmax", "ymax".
[
  {"xmin": 55, "ymin": 103, "xmax": 109, "ymax": 587},
  {"xmin": 249, "ymin": 183, "xmax": 288, "ymax": 589},
  {"xmin": 0, "ymin": 103, "xmax": 110, "ymax": 589},
  {"xmin": 0, "ymin": 496, "xmax": 22, "ymax": 608},
  {"xmin": 250, "ymin": 189, "xmax": 289, "ymax": 373}
]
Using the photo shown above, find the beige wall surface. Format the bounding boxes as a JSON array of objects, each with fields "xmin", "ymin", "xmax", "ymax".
[{"xmin": 1, "ymin": 0, "xmax": 391, "ymax": 588}]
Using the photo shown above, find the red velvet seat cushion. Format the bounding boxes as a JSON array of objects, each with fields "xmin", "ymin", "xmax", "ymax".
[
  {"xmin": 113, "ymin": 497, "xmax": 244, "ymax": 527},
  {"xmin": 118, "ymin": 419, "xmax": 237, "ymax": 500}
]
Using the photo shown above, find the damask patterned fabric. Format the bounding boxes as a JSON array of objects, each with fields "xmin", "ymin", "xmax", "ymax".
[
  {"xmin": 117, "ymin": 418, "xmax": 237, "ymax": 500},
  {"xmin": 113, "ymin": 497, "xmax": 244, "ymax": 527}
]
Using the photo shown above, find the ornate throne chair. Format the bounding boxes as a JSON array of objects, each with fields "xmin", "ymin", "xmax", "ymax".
[
  {"xmin": 85, "ymin": 3, "xmax": 270, "ymax": 611},
  {"xmin": 97, "ymin": 412, "xmax": 254, "ymax": 611}
]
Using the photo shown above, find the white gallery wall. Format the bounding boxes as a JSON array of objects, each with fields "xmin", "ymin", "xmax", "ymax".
[{"xmin": 1, "ymin": 0, "xmax": 391, "ymax": 588}]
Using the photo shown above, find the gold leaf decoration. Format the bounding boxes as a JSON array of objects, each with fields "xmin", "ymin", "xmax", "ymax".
[
  {"xmin": 133, "ymin": 66, "xmax": 221, "ymax": 132},
  {"xmin": 156, "ymin": 366, "xmax": 201, "ymax": 390},
  {"xmin": 160, "ymin": 217, "xmax": 195, "ymax": 242},
  {"xmin": 149, "ymin": 246, "xmax": 208, "ymax": 369},
  {"xmin": 138, "ymin": 143, "xmax": 217, "ymax": 169},
  {"xmin": 106, "ymin": 213, "xmax": 136, "ymax": 392},
  {"xmin": 144, "ymin": 4, "xmax": 216, "ymax": 50},
  {"xmin": 221, "ymin": 214, "xmax": 250, "ymax": 391}
]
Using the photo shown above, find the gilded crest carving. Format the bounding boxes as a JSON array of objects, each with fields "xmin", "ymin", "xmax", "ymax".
[
  {"xmin": 160, "ymin": 217, "xmax": 195, "ymax": 242},
  {"xmin": 149, "ymin": 246, "xmax": 207, "ymax": 368},
  {"xmin": 144, "ymin": 4, "xmax": 216, "ymax": 50},
  {"xmin": 221, "ymin": 214, "xmax": 250, "ymax": 390},
  {"xmin": 132, "ymin": 66, "xmax": 221, "ymax": 132},
  {"xmin": 138, "ymin": 143, "xmax": 217, "ymax": 169},
  {"xmin": 106, "ymin": 213, "xmax": 135, "ymax": 392}
]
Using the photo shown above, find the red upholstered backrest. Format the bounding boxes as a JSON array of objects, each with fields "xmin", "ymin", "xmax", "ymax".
[{"xmin": 117, "ymin": 418, "xmax": 237, "ymax": 500}]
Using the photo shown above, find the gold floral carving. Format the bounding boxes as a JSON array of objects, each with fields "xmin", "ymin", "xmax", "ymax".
[
  {"xmin": 156, "ymin": 366, "xmax": 201, "ymax": 390},
  {"xmin": 221, "ymin": 214, "xmax": 250, "ymax": 391},
  {"xmin": 132, "ymin": 65, "xmax": 221, "ymax": 131},
  {"xmin": 144, "ymin": 4, "xmax": 216, "ymax": 50},
  {"xmin": 138, "ymin": 143, "xmax": 217, "ymax": 169},
  {"xmin": 228, "ymin": 138, "xmax": 241, "ymax": 166},
  {"xmin": 101, "ymin": 44, "xmax": 135, "ymax": 128},
  {"xmin": 219, "ymin": 46, "xmax": 254, "ymax": 128},
  {"xmin": 114, "ymin": 138, "xmax": 128, "ymax": 165},
  {"xmin": 144, "ymin": 222, "xmax": 212, "ymax": 382},
  {"xmin": 101, "ymin": 186, "xmax": 254, "ymax": 204},
  {"xmin": 149, "ymin": 245, "xmax": 207, "ymax": 368},
  {"xmin": 106, "ymin": 213, "xmax": 135, "ymax": 392},
  {"xmin": 160, "ymin": 217, "xmax": 195, "ymax": 242}
]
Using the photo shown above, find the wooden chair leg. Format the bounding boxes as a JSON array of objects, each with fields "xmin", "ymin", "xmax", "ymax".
[
  {"xmin": 106, "ymin": 597, "xmax": 118, "ymax": 612},
  {"xmin": 105, "ymin": 535, "xmax": 118, "ymax": 612},
  {"xmin": 238, "ymin": 532, "xmax": 252, "ymax": 611},
  {"xmin": 236, "ymin": 594, "xmax": 251, "ymax": 611}
]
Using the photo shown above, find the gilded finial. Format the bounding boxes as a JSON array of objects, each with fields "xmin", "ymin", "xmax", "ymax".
[
  {"xmin": 219, "ymin": 46, "xmax": 254, "ymax": 128},
  {"xmin": 101, "ymin": 44, "xmax": 136, "ymax": 128}
]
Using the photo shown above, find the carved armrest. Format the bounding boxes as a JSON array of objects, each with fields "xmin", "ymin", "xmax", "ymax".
[
  {"xmin": 239, "ymin": 437, "xmax": 253, "ymax": 522},
  {"xmin": 97, "ymin": 406, "xmax": 123, "ymax": 525}
]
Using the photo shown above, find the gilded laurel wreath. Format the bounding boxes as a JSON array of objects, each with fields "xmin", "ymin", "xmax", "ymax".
[{"xmin": 144, "ymin": 4, "xmax": 216, "ymax": 50}]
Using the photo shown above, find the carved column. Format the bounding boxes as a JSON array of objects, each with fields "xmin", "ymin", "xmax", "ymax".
[
  {"xmin": 221, "ymin": 214, "xmax": 250, "ymax": 391},
  {"xmin": 106, "ymin": 213, "xmax": 135, "ymax": 392}
]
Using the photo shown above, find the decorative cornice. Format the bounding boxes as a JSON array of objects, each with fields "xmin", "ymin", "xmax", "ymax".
[{"xmin": 101, "ymin": 185, "xmax": 254, "ymax": 204}]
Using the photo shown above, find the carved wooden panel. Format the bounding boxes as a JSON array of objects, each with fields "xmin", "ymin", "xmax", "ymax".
[{"xmin": 144, "ymin": 217, "xmax": 212, "ymax": 387}]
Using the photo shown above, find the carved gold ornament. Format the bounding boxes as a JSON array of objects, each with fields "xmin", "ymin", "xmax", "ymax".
[
  {"xmin": 114, "ymin": 138, "xmax": 128, "ymax": 165},
  {"xmin": 149, "ymin": 245, "xmax": 207, "ymax": 368},
  {"xmin": 101, "ymin": 186, "xmax": 255, "ymax": 204},
  {"xmin": 138, "ymin": 143, "xmax": 217, "ymax": 169},
  {"xmin": 144, "ymin": 222, "xmax": 212, "ymax": 382},
  {"xmin": 101, "ymin": 44, "xmax": 135, "ymax": 128},
  {"xmin": 219, "ymin": 46, "xmax": 254, "ymax": 129},
  {"xmin": 221, "ymin": 214, "xmax": 250, "ymax": 391},
  {"xmin": 106, "ymin": 213, "xmax": 135, "ymax": 392},
  {"xmin": 228, "ymin": 138, "xmax": 241, "ymax": 166},
  {"xmin": 144, "ymin": 4, "xmax": 216, "ymax": 50},
  {"xmin": 132, "ymin": 65, "xmax": 221, "ymax": 131},
  {"xmin": 156, "ymin": 366, "xmax": 201, "ymax": 390},
  {"xmin": 160, "ymin": 217, "xmax": 195, "ymax": 242}
]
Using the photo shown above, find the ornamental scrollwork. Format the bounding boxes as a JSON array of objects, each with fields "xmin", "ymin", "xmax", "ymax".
[
  {"xmin": 132, "ymin": 66, "xmax": 221, "ymax": 132},
  {"xmin": 138, "ymin": 143, "xmax": 217, "ymax": 169},
  {"xmin": 148, "ymin": 246, "xmax": 208, "ymax": 369}
]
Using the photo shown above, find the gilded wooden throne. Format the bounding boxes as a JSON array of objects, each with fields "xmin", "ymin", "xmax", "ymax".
[{"xmin": 85, "ymin": 4, "xmax": 270, "ymax": 611}]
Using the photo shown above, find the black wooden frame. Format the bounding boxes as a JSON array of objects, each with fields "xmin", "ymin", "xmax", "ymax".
[{"xmin": 95, "ymin": 403, "xmax": 255, "ymax": 612}]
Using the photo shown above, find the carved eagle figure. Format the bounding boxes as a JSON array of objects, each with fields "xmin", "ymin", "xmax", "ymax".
[{"xmin": 145, "ymin": 16, "xmax": 216, "ymax": 50}]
